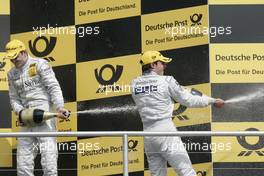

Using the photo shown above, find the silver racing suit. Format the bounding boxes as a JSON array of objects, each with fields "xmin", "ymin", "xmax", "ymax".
[
  {"xmin": 8, "ymin": 56, "xmax": 64, "ymax": 176},
  {"xmin": 131, "ymin": 71, "xmax": 215, "ymax": 176}
]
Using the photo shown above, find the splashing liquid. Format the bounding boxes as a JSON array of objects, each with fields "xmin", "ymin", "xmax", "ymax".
[
  {"xmin": 71, "ymin": 105, "xmax": 137, "ymax": 115},
  {"xmin": 225, "ymin": 90, "xmax": 264, "ymax": 104}
]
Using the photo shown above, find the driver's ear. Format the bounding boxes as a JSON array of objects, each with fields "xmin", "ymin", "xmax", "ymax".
[{"xmin": 150, "ymin": 62, "xmax": 156, "ymax": 69}]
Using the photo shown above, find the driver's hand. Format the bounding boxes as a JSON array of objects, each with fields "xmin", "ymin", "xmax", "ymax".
[
  {"xmin": 56, "ymin": 107, "xmax": 71, "ymax": 119},
  {"xmin": 214, "ymin": 98, "xmax": 225, "ymax": 108}
]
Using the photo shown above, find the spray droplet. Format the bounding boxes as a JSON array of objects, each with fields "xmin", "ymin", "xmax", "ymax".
[
  {"xmin": 225, "ymin": 89, "xmax": 264, "ymax": 104},
  {"xmin": 71, "ymin": 105, "xmax": 137, "ymax": 115}
]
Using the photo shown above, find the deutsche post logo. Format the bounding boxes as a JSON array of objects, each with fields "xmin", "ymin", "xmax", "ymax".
[
  {"xmin": 0, "ymin": 61, "xmax": 6, "ymax": 72},
  {"xmin": 172, "ymin": 105, "xmax": 188, "ymax": 120},
  {"xmin": 29, "ymin": 36, "xmax": 57, "ymax": 62},
  {"xmin": 197, "ymin": 171, "xmax": 206, "ymax": 176},
  {"xmin": 172, "ymin": 88, "xmax": 202, "ymax": 120},
  {"xmin": 237, "ymin": 128, "xmax": 264, "ymax": 157},
  {"xmin": 190, "ymin": 13, "xmax": 202, "ymax": 26},
  {"xmin": 128, "ymin": 140, "xmax": 138, "ymax": 152},
  {"xmin": 95, "ymin": 64, "xmax": 123, "ymax": 93},
  {"xmin": 59, "ymin": 118, "xmax": 70, "ymax": 123}
]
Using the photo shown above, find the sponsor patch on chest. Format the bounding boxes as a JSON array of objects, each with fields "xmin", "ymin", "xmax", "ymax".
[{"xmin": 28, "ymin": 63, "xmax": 37, "ymax": 77}]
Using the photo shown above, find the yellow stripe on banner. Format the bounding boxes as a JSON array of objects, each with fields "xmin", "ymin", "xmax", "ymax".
[
  {"xmin": 78, "ymin": 137, "xmax": 144, "ymax": 176},
  {"xmin": 0, "ymin": 129, "xmax": 12, "ymax": 167},
  {"xmin": 75, "ymin": 0, "xmax": 141, "ymax": 24},
  {"xmin": 11, "ymin": 28, "xmax": 76, "ymax": 67},
  {"xmin": 141, "ymin": 5, "xmax": 209, "ymax": 52},
  {"xmin": 172, "ymin": 83, "xmax": 212, "ymax": 127},
  {"xmin": 0, "ymin": 52, "xmax": 11, "ymax": 91},
  {"xmin": 212, "ymin": 122, "xmax": 264, "ymax": 163},
  {"xmin": 76, "ymin": 54, "xmax": 141, "ymax": 101},
  {"xmin": 57, "ymin": 102, "xmax": 77, "ymax": 143},
  {"xmin": 0, "ymin": 0, "xmax": 10, "ymax": 15},
  {"xmin": 11, "ymin": 111, "xmax": 19, "ymax": 149},
  {"xmin": 210, "ymin": 44, "xmax": 264, "ymax": 83},
  {"xmin": 209, "ymin": 0, "xmax": 264, "ymax": 4}
]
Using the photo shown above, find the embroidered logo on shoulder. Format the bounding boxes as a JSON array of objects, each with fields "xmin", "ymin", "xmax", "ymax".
[{"xmin": 28, "ymin": 63, "xmax": 37, "ymax": 77}]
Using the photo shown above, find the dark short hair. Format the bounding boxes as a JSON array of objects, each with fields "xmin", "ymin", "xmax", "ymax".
[
  {"xmin": 20, "ymin": 50, "xmax": 27, "ymax": 55},
  {"xmin": 141, "ymin": 61, "xmax": 159, "ymax": 73}
]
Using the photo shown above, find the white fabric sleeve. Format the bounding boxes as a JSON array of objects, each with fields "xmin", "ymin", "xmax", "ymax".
[
  {"xmin": 167, "ymin": 76, "xmax": 216, "ymax": 108},
  {"xmin": 8, "ymin": 73, "xmax": 24, "ymax": 115},
  {"xmin": 38, "ymin": 60, "xmax": 64, "ymax": 109}
]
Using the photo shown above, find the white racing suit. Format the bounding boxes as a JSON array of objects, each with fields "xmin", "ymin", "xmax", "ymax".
[
  {"xmin": 131, "ymin": 71, "xmax": 215, "ymax": 176},
  {"xmin": 8, "ymin": 56, "xmax": 64, "ymax": 176}
]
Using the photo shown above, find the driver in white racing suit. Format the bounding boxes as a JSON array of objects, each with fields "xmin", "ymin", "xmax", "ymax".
[
  {"xmin": 5, "ymin": 39, "xmax": 69, "ymax": 176},
  {"xmin": 131, "ymin": 51, "xmax": 224, "ymax": 176}
]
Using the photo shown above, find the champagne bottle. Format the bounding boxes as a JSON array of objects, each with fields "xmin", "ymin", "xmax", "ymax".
[{"xmin": 19, "ymin": 109, "xmax": 59, "ymax": 126}]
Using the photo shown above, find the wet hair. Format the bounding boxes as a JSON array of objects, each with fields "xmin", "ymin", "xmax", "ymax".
[
  {"xmin": 141, "ymin": 61, "xmax": 159, "ymax": 73},
  {"xmin": 20, "ymin": 50, "xmax": 27, "ymax": 55}
]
